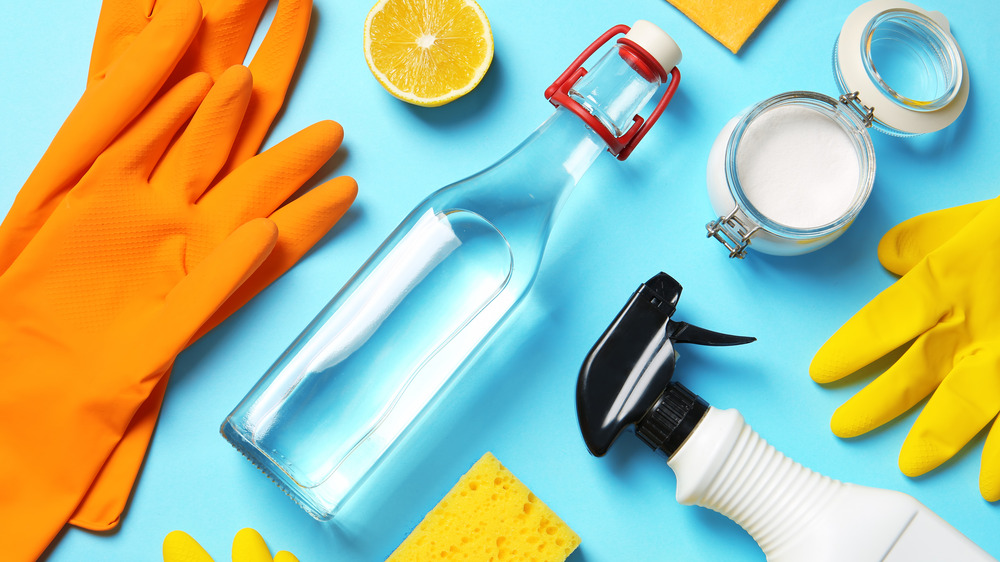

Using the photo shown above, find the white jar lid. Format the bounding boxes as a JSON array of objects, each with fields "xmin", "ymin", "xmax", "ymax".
[
  {"xmin": 836, "ymin": 0, "xmax": 969, "ymax": 135},
  {"xmin": 626, "ymin": 20, "xmax": 682, "ymax": 73}
]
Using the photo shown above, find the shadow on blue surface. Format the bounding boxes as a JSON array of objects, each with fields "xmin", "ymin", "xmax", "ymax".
[{"xmin": 404, "ymin": 54, "xmax": 506, "ymax": 128}]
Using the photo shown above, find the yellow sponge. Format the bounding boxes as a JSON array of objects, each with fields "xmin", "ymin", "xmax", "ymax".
[
  {"xmin": 666, "ymin": 0, "xmax": 781, "ymax": 53},
  {"xmin": 386, "ymin": 453, "xmax": 580, "ymax": 561}
]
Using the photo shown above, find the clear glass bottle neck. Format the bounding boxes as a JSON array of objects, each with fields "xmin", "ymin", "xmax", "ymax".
[
  {"xmin": 503, "ymin": 41, "xmax": 663, "ymax": 187},
  {"xmin": 568, "ymin": 43, "xmax": 663, "ymax": 137},
  {"xmin": 430, "ymin": 41, "xmax": 665, "ymax": 248}
]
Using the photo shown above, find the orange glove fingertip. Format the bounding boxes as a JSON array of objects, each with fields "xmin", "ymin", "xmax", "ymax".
[{"xmin": 310, "ymin": 119, "xmax": 346, "ymax": 152}]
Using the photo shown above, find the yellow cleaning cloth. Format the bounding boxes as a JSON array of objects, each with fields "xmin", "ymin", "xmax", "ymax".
[
  {"xmin": 666, "ymin": 0, "xmax": 781, "ymax": 53},
  {"xmin": 387, "ymin": 453, "xmax": 580, "ymax": 561}
]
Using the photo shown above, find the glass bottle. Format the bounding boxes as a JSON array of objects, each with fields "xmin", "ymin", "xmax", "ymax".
[{"xmin": 222, "ymin": 20, "xmax": 682, "ymax": 520}]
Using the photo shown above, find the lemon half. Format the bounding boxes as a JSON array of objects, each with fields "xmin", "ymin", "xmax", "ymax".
[{"xmin": 364, "ymin": 0, "xmax": 494, "ymax": 107}]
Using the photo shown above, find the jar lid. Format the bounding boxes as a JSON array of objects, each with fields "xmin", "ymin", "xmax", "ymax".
[{"xmin": 836, "ymin": 0, "xmax": 969, "ymax": 135}]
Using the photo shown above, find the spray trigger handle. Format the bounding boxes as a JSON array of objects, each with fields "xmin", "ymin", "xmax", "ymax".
[{"xmin": 576, "ymin": 272, "xmax": 754, "ymax": 457}]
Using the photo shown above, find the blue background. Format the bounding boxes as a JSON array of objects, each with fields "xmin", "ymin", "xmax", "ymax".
[{"xmin": 2, "ymin": 0, "xmax": 999, "ymax": 560}]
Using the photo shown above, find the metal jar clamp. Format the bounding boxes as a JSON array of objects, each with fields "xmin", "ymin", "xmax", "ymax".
[{"xmin": 706, "ymin": 208, "xmax": 760, "ymax": 260}]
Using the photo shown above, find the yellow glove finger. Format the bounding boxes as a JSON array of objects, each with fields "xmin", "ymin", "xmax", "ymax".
[
  {"xmin": 810, "ymin": 263, "xmax": 948, "ymax": 384},
  {"xmin": 232, "ymin": 528, "xmax": 273, "ymax": 562},
  {"xmin": 898, "ymin": 351, "xmax": 1000, "ymax": 477},
  {"xmin": 981, "ymin": 419, "xmax": 1000, "ymax": 502},
  {"xmin": 162, "ymin": 528, "xmax": 299, "ymax": 562},
  {"xmin": 164, "ymin": 529, "xmax": 215, "ymax": 562},
  {"xmin": 829, "ymin": 321, "xmax": 960, "ymax": 438},
  {"xmin": 156, "ymin": 65, "xmax": 252, "ymax": 201},
  {"xmin": 196, "ymin": 174, "xmax": 357, "ymax": 340},
  {"xmin": 877, "ymin": 199, "xmax": 991, "ymax": 276},
  {"xmin": 199, "ymin": 120, "xmax": 345, "ymax": 221}
]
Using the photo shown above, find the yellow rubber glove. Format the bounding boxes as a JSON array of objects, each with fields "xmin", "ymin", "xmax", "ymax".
[
  {"xmin": 0, "ymin": 66, "xmax": 351, "ymax": 561},
  {"xmin": 64, "ymin": 0, "xmax": 326, "ymax": 531},
  {"xmin": 163, "ymin": 528, "xmax": 299, "ymax": 562},
  {"xmin": 877, "ymin": 200, "xmax": 989, "ymax": 276},
  {"xmin": 811, "ymin": 197, "xmax": 1000, "ymax": 502}
]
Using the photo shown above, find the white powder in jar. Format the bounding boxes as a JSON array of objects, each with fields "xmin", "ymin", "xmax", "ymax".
[{"xmin": 734, "ymin": 104, "xmax": 861, "ymax": 228}]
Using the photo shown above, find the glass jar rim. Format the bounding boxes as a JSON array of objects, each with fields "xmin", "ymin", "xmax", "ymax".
[
  {"xmin": 860, "ymin": 9, "xmax": 964, "ymax": 113},
  {"xmin": 835, "ymin": 0, "xmax": 969, "ymax": 136},
  {"xmin": 724, "ymin": 91, "xmax": 877, "ymax": 239}
]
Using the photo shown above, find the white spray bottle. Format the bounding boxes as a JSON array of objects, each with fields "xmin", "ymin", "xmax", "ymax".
[{"xmin": 576, "ymin": 272, "xmax": 995, "ymax": 561}]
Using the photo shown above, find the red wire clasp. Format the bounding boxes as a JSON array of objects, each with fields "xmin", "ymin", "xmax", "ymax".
[{"xmin": 544, "ymin": 25, "xmax": 681, "ymax": 161}]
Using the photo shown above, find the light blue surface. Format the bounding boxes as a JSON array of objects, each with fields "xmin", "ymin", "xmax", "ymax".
[{"xmin": 2, "ymin": 0, "xmax": 998, "ymax": 560}]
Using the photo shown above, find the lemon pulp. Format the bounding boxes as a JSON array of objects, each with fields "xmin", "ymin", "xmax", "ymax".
[{"xmin": 364, "ymin": 0, "xmax": 494, "ymax": 107}]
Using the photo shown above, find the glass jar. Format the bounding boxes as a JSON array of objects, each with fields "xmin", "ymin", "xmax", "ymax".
[{"xmin": 706, "ymin": 0, "xmax": 968, "ymax": 258}]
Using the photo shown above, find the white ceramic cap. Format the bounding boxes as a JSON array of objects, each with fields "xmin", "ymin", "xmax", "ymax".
[{"xmin": 626, "ymin": 20, "xmax": 682, "ymax": 73}]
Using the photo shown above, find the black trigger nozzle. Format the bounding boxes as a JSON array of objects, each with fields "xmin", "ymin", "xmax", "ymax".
[
  {"xmin": 576, "ymin": 272, "xmax": 754, "ymax": 458},
  {"xmin": 668, "ymin": 320, "xmax": 756, "ymax": 347}
]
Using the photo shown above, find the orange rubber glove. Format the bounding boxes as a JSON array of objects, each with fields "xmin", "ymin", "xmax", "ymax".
[
  {"xmin": 87, "ymin": 0, "xmax": 314, "ymax": 178},
  {"xmin": 5, "ymin": 0, "xmax": 311, "ymax": 277},
  {"xmin": 3, "ymin": 0, "xmax": 313, "ymax": 280},
  {"xmin": 0, "ymin": 66, "xmax": 354, "ymax": 561},
  {"xmin": 3, "ymin": 0, "xmax": 341, "ymax": 532},
  {"xmin": 68, "ymin": 0, "xmax": 322, "ymax": 530},
  {"xmin": 0, "ymin": 0, "xmax": 202, "ymax": 273}
]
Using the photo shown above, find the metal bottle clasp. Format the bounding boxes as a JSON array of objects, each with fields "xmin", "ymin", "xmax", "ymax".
[
  {"xmin": 839, "ymin": 91, "xmax": 875, "ymax": 128},
  {"xmin": 706, "ymin": 207, "xmax": 759, "ymax": 259}
]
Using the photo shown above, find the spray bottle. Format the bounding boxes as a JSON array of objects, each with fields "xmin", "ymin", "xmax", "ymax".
[{"xmin": 576, "ymin": 272, "xmax": 995, "ymax": 561}]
